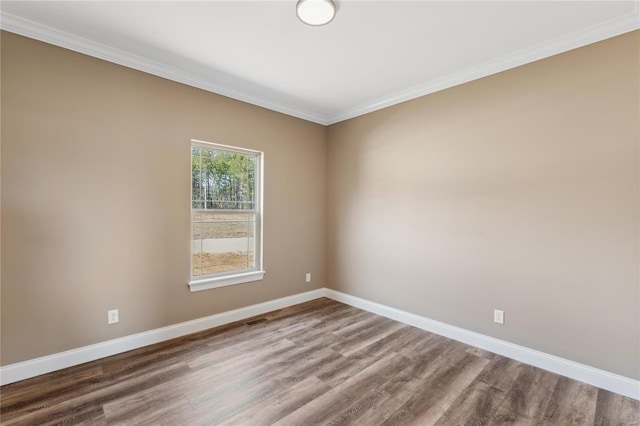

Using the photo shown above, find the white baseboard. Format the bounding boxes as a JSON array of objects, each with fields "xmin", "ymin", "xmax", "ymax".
[
  {"xmin": 0, "ymin": 289, "xmax": 325, "ymax": 386},
  {"xmin": 2, "ymin": 287, "xmax": 637, "ymax": 400},
  {"xmin": 324, "ymin": 288, "xmax": 640, "ymax": 400}
]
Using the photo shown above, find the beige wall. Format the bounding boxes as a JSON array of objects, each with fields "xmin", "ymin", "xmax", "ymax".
[
  {"xmin": 2, "ymin": 29, "xmax": 638, "ymax": 381},
  {"xmin": 1, "ymin": 32, "xmax": 327, "ymax": 365},
  {"xmin": 327, "ymin": 31, "xmax": 639, "ymax": 379}
]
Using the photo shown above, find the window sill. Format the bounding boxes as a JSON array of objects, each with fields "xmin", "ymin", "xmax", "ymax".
[{"xmin": 188, "ymin": 270, "xmax": 265, "ymax": 293}]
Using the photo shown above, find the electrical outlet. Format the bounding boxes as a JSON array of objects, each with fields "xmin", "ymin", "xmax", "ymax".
[
  {"xmin": 108, "ymin": 309, "xmax": 119, "ymax": 325},
  {"xmin": 305, "ymin": 273, "xmax": 311, "ymax": 283},
  {"xmin": 494, "ymin": 309, "xmax": 504, "ymax": 325}
]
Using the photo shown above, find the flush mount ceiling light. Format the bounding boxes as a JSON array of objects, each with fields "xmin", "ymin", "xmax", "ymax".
[{"xmin": 296, "ymin": 0, "xmax": 336, "ymax": 26}]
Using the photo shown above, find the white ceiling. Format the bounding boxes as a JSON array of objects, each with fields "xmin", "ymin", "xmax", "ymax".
[{"xmin": 1, "ymin": 1, "xmax": 638, "ymax": 125}]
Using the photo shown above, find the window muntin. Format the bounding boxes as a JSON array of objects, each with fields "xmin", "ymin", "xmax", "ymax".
[{"xmin": 190, "ymin": 140, "xmax": 263, "ymax": 290}]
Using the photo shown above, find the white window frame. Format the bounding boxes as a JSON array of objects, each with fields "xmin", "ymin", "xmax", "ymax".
[{"xmin": 188, "ymin": 139, "xmax": 265, "ymax": 292}]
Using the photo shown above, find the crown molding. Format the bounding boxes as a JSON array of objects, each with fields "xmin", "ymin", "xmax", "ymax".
[
  {"xmin": 326, "ymin": 5, "xmax": 639, "ymax": 124},
  {"xmin": 1, "ymin": 5, "xmax": 638, "ymax": 127},
  {"xmin": 0, "ymin": 12, "xmax": 330, "ymax": 125}
]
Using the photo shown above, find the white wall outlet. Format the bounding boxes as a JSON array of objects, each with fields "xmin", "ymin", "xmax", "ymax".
[
  {"xmin": 108, "ymin": 309, "xmax": 119, "ymax": 325},
  {"xmin": 305, "ymin": 273, "xmax": 311, "ymax": 283},
  {"xmin": 494, "ymin": 309, "xmax": 504, "ymax": 325}
]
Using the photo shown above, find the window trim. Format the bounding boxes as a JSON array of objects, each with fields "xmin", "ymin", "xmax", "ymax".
[{"xmin": 188, "ymin": 139, "xmax": 265, "ymax": 292}]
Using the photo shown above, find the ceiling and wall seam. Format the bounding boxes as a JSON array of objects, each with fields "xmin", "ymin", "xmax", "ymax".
[
  {"xmin": 0, "ymin": 12, "xmax": 329, "ymax": 125},
  {"xmin": 1, "ymin": 4, "xmax": 638, "ymax": 126},
  {"xmin": 327, "ymin": 7, "xmax": 640, "ymax": 124}
]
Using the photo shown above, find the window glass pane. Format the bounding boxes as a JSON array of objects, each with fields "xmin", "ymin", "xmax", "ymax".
[
  {"xmin": 191, "ymin": 142, "xmax": 260, "ymax": 279},
  {"xmin": 195, "ymin": 213, "xmax": 253, "ymax": 238},
  {"xmin": 192, "ymin": 211, "xmax": 256, "ymax": 276},
  {"xmin": 192, "ymin": 152, "xmax": 202, "ymax": 203},
  {"xmin": 191, "ymin": 149, "xmax": 256, "ymax": 211}
]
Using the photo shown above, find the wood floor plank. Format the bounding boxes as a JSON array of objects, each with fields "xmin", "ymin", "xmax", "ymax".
[
  {"xmin": 273, "ymin": 353, "xmax": 412, "ymax": 426},
  {"xmin": 186, "ymin": 348, "xmax": 346, "ymax": 424},
  {"xmin": 218, "ymin": 376, "xmax": 332, "ymax": 425},
  {"xmin": 184, "ymin": 340, "xmax": 338, "ymax": 411},
  {"xmin": 187, "ymin": 334, "xmax": 298, "ymax": 370},
  {"xmin": 324, "ymin": 387, "xmax": 391, "ymax": 426},
  {"xmin": 259, "ymin": 298, "xmax": 344, "ymax": 324},
  {"xmin": 475, "ymin": 355, "xmax": 524, "ymax": 392},
  {"xmin": 285, "ymin": 309, "xmax": 371, "ymax": 347},
  {"xmin": 134, "ymin": 400, "xmax": 195, "ymax": 426},
  {"xmin": 184, "ymin": 347, "xmax": 310, "ymax": 408},
  {"xmin": 399, "ymin": 349, "xmax": 446, "ymax": 385},
  {"xmin": 434, "ymin": 381, "xmax": 505, "ymax": 426},
  {"xmin": 275, "ymin": 347, "xmax": 345, "ymax": 386},
  {"xmin": 204, "ymin": 317, "xmax": 321, "ymax": 352},
  {"xmin": 98, "ymin": 333, "xmax": 209, "ymax": 376},
  {"xmin": 190, "ymin": 299, "xmax": 341, "ymax": 354},
  {"xmin": 102, "ymin": 391, "xmax": 193, "ymax": 424},
  {"xmin": 396, "ymin": 332, "xmax": 448, "ymax": 361},
  {"xmin": 1, "ymin": 399, "xmax": 107, "ymax": 426},
  {"xmin": 331, "ymin": 313, "xmax": 389, "ymax": 337},
  {"xmin": 465, "ymin": 346, "xmax": 496, "ymax": 360},
  {"xmin": 541, "ymin": 376, "xmax": 598, "ymax": 425},
  {"xmin": 313, "ymin": 350, "xmax": 378, "ymax": 387},
  {"xmin": 330, "ymin": 319, "xmax": 405, "ymax": 357},
  {"xmin": 185, "ymin": 373, "xmax": 287, "ymax": 424},
  {"xmin": 1, "ymin": 362, "xmax": 191, "ymax": 426},
  {"xmin": 348, "ymin": 325, "xmax": 426, "ymax": 360},
  {"xmin": 593, "ymin": 388, "xmax": 640, "ymax": 426},
  {"xmin": 381, "ymin": 352, "xmax": 490, "ymax": 425},
  {"xmin": 489, "ymin": 365, "xmax": 560, "ymax": 425},
  {"xmin": 1, "ymin": 298, "xmax": 637, "ymax": 426},
  {"xmin": 394, "ymin": 330, "xmax": 441, "ymax": 359},
  {"xmin": 377, "ymin": 363, "xmax": 425, "ymax": 405},
  {"xmin": 0, "ymin": 365, "xmax": 104, "ymax": 419},
  {"xmin": 351, "ymin": 394, "xmax": 407, "ymax": 426}
]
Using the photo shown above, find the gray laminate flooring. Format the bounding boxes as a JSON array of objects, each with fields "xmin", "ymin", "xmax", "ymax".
[{"xmin": 1, "ymin": 298, "xmax": 638, "ymax": 425}]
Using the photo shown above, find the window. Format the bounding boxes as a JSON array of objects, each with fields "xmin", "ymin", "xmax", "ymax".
[{"xmin": 189, "ymin": 140, "xmax": 264, "ymax": 292}]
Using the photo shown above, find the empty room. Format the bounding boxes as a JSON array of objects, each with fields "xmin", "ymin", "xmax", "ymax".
[{"xmin": 1, "ymin": 1, "xmax": 639, "ymax": 424}]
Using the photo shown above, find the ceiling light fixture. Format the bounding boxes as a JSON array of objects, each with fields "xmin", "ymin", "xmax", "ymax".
[{"xmin": 296, "ymin": 0, "xmax": 336, "ymax": 26}]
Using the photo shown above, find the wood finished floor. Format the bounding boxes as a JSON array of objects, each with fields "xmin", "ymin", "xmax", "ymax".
[{"xmin": 1, "ymin": 298, "xmax": 638, "ymax": 425}]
